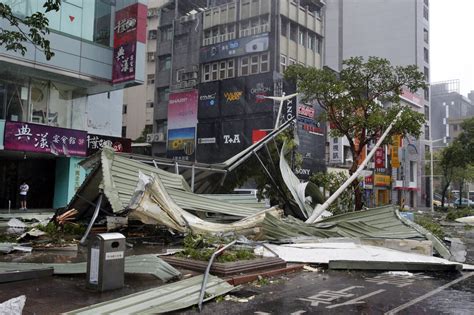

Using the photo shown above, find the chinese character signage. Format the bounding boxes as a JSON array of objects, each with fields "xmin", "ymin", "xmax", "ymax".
[
  {"xmin": 167, "ymin": 90, "xmax": 198, "ymax": 161},
  {"xmin": 112, "ymin": 3, "xmax": 147, "ymax": 84},
  {"xmin": 200, "ymin": 33, "xmax": 269, "ymax": 63},
  {"xmin": 391, "ymin": 134, "xmax": 401, "ymax": 168},
  {"xmin": 375, "ymin": 147, "xmax": 385, "ymax": 168},
  {"xmin": 374, "ymin": 174, "xmax": 391, "ymax": 187},
  {"xmin": 87, "ymin": 134, "xmax": 132, "ymax": 155},
  {"xmin": 4, "ymin": 121, "xmax": 87, "ymax": 157},
  {"xmin": 329, "ymin": 137, "xmax": 343, "ymax": 163}
]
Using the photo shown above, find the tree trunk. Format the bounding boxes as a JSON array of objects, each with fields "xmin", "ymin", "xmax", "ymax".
[
  {"xmin": 349, "ymin": 161, "xmax": 364, "ymax": 210},
  {"xmin": 458, "ymin": 179, "xmax": 465, "ymax": 206},
  {"xmin": 441, "ymin": 182, "xmax": 450, "ymax": 208}
]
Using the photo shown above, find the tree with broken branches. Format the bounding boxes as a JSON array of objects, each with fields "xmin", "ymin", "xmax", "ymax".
[
  {"xmin": 285, "ymin": 57, "xmax": 427, "ymax": 210},
  {"xmin": 0, "ymin": 0, "xmax": 61, "ymax": 60}
]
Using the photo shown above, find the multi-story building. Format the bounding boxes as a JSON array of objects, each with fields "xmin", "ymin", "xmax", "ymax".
[
  {"xmin": 122, "ymin": 0, "xmax": 165, "ymax": 141},
  {"xmin": 153, "ymin": 0, "xmax": 326, "ymax": 179},
  {"xmin": 431, "ymin": 80, "xmax": 474, "ymax": 147},
  {"xmin": 325, "ymin": 0, "xmax": 431, "ymax": 208},
  {"xmin": 0, "ymin": 0, "xmax": 146, "ymax": 209}
]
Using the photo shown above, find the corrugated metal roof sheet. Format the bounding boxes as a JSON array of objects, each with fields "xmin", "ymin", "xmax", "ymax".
[
  {"xmin": 260, "ymin": 205, "xmax": 425, "ymax": 241},
  {"xmin": 64, "ymin": 275, "xmax": 235, "ymax": 314},
  {"xmin": 0, "ymin": 255, "xmax": 181, "ymax": 282}
]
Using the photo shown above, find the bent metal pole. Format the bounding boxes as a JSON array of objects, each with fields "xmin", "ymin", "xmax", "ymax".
[{"xmin": 306, "ymin": 110, "xmax": 404, "ymax": 224}]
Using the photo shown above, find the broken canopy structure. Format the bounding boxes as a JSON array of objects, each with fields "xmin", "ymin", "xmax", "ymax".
[{"xmin": 260, "ymin": 205, "xmax": 453, "ymax": 260}]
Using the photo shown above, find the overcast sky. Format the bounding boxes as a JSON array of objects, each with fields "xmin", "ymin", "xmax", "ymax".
[{"xmin": 431, "ymin": 0, "xmax": 474, "ymax": 96}]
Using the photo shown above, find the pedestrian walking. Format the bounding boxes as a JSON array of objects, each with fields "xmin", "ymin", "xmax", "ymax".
[{"xmin": 19, "ymin": 181, "xmax": 29, "ymax": 211}]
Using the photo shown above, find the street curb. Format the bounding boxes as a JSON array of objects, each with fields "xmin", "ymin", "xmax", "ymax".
[{"xmin": 225, "ymin": 264, "xmax": 304, "ymax": 286}]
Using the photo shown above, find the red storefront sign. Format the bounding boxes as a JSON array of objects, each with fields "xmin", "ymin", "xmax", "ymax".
[
  {"xmin": 375, "ymin": 147, "xmax": 385, "ymax": 168},
  {"xmin": 112, "ymin": 3, "xmax": 147, "ymax": 84},
  {"xmin": 252, "ymin": 129, "xmax": 268, "ymax": 144}
]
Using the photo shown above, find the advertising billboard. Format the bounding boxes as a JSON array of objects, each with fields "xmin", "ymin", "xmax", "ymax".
[
  {"xmin": 198, "ymin": 81, "xmax": 220, "ymax": 119},
  {"xmin": 200, "ymin": 33, "xmax": 269, "ymax": 63},
  {"xmin": 220, "ymin": 78, "xmax": 246, "ymax": 117},
  {"xmin": 4, "ymin": 121, "xmax": 87, "ymax": 157},
  {"xmin": 245, "ymin": 74, "xmax": 274, "ymax": 114},
  {"xmin": 112, "ymin": 3, "xmax": 147, "ymax": 84},
  {"xmin": 167, "ymin": 90, "xmax": 198, "ymax": 160}
]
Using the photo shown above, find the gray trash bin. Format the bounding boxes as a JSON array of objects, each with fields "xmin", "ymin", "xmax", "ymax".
[{"xmin": 86, "ymin": 232, "xmax": 126, "ymax": 291}]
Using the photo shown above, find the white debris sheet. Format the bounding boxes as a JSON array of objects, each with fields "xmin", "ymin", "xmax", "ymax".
[
  {"xmin": 259, "ymin": 242, "xmax": 464, "ymax": 269},
  {"xmin": 0, "ymin": 295, "xmax": 26, "ymax": 315},
  {"xmin": 455, "ymin": 215, "xmax": 474, "ymax": 225}
]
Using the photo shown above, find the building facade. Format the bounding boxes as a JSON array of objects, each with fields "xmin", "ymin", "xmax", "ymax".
[
  {"xmin": 324, "ymin": 0, "xmax": 431, "ymax": 208},
  {"xmin": 122, "ymin": 0, "xmax": 166, "ymax": 141},
  {"xmin": 431, "ymin": 80, "xmax": 474, "ymax": 147},
  {"xmin": 0, "ymin": 0, "xmax": 145, "ymax": 209},
  {"xmin": 152, "ymin": 0, "xmax": 326, "ymax": 178}
]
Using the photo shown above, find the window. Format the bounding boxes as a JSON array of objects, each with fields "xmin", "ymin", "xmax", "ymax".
[
  {"xmin": 316, "ymin": 36, "xmax": 322, "ymax": 54},
  {"xmin": 122, "ymin": 104, "xmax": 127, "ymax": 114},
  {"xmin": 281, "ymin": 18, "xmax": 288, "ymax": 37},
  {"xmin": 453, "ymin": 124, "xmax": 458, "ymax": 131},
  {"xmin": 147, "ymin": 74, "xmax": 155, "ymax": 85},
  {"xmin": 201, "ymin": 59, "xmax": 235, "ymax": 82},
  {"xmin": 160, "ymin": 26, "xmax": 173, "ymax": 41},
  {"xmin": 308, "ymin": 34, "xmax": 315, "ymax": 51},
  {"xmin": 424, "ymin": 48, "xmax": 429, "ymax": 63},
  {"xmin": 146, "ymin": 102, "xmax": 154, "ymax": 108},
  {"xmin": 250, "ymin": 55, "xmax": 259, "ymax": 74},
  {"xmin": 423, "ymin": 28, "xmax": 429, "ymax": 43},
  {"xmin": 238, "ymin": 53, "xmax": 269, "ymax": 76},
  {"xmin": 159, "ymin": 55, "xmax": 171, "ymax": 71},
  {"xmin": 157, "ymin": 87, "xmax": 170, "ymax": 103},
  {"xmin": 147, "ymin": 52, "xmax": 155, "ymax": 62},
  {"xmin": 424, "ymin": 87, "xmax": 430, "ymax": 100},
  {"xmin": 260, "ymin": 53, "xmax": 269, "ymax": 72},
  {"xmin": 290, "ymin": 23, "xmax": 297, "ymax": 42},
  {"xmin": 280, "ymin": 54, "xmax": 287, "ymax": 73},
  {"xmin": 176, "ymin": 68, "xmax": 184, "ymax": 82},
  {"xmin": 240, "ymin": 56, "xmax": 249, "ymax": 76},
  {"xmin": 424, "ymin": 105, "xmax": 429, "ymax": 120},
  {"xmin": 211, "ymin": 62, "xmax": 218, "ymax": 81},
  {"xmin": 424, "ymin": 66, "xmax": 429, "ymax": 82},
  {"xmin": 423, "ymin": 6, "xmax": 429, "ymax": 20},
  {"xmin": 424, "ymin": 125, "xmax": 430, "ymax": 140},
  {"xmin": 202, "ymin": 64, "xmax": 211, "ymax": 82},
  {"xmin": 299, "ymin": 31, "xmax": 305, "ymax": 46},
  {"xmin": 409, "ymin": 161, "xmax": 416, "ymax": 182},
  {"xmin": 122, "ymin": 126, "xmax": 127, "ymax": 138},
  {"xmin": 148, "ymin": 30, "xmax": 157, "ymax": 40}
]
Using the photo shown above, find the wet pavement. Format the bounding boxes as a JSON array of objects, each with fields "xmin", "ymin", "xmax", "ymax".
[{"xmin": 178, "ymin": 269, "xmax": 474, "ymax": 315}]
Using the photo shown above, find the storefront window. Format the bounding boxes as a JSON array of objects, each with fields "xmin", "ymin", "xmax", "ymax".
[
  {"xmin": 0, "ymin": 79, "xmax": 29, "ymax": 122},
  {"xmin": 30, "ymin": 79, "xmax": 49, "ymax": 124}
]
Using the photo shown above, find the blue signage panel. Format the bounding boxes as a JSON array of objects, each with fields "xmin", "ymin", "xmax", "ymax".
[{"xmin": 200, "ymin": 33, "xmax": 269, "ymax": 63}]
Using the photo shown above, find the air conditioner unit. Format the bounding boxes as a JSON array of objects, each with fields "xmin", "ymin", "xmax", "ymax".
[
  {"xmin": 146, "ymin": 133, "xmax": 165, "ymax": 143},
  {"xmin": 191, "ymin": 72, "xmax": 198, "ymax": 79},
  {"xmin": 187, "ymin": 80, "xmax": 197, "ymax": 87}
]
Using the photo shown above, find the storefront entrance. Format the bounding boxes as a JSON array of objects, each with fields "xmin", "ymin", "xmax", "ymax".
[{"xmin": 0, "ymin": 153, "xmax": 56, "ymax": 209}]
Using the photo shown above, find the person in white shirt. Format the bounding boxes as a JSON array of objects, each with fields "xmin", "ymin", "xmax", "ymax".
[{"xmin": 19, "ymin": 182, "xmax": 29, "ymax": 211}]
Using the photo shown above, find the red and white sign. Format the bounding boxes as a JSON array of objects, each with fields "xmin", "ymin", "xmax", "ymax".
[
  {"xmin": 112, "ymin": 3, "xmax": 147, "ymax": 84},
  {"xmin": 401, "ymin": 88, "xmax": 423, "ymax": 107},
  {"xmin": 375, "ymin": 147, "xmax": 385, "ymax": 168}
]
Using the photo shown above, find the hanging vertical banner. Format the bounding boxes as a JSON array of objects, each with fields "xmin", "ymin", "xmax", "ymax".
[
  {"xmin": 391, "ymin": 134, "xmax": 401, "ymax": 168},
  {"xmin": 167, "ymin": 90, "xmax": 198, "ymax": 161},
  {"xmin": 112, "ymin": 2, "xmax": 147, "ymax": 84},
  {"xmin": 329, "ymin": 137, "xmax": 343, "ymax": 163},
  {"xmin": 375, "ymin": 146, "xmax": 385, "ymax": 168}
]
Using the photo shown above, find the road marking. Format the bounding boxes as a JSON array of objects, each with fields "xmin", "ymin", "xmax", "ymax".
[
  {"xmin": 384, "ymin": 272, "xmax": 474, "ymax": 314},
  {"xmin": 290, "ymin": 311, "xmax": 306, "ymax": 315},
  {"xmin": 326, "ymin": 289, "xmax": 385, "ymax": 309},
  {"xmin": 254, "ymin": 312, "xmax": 271, "ymax": 315}
]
